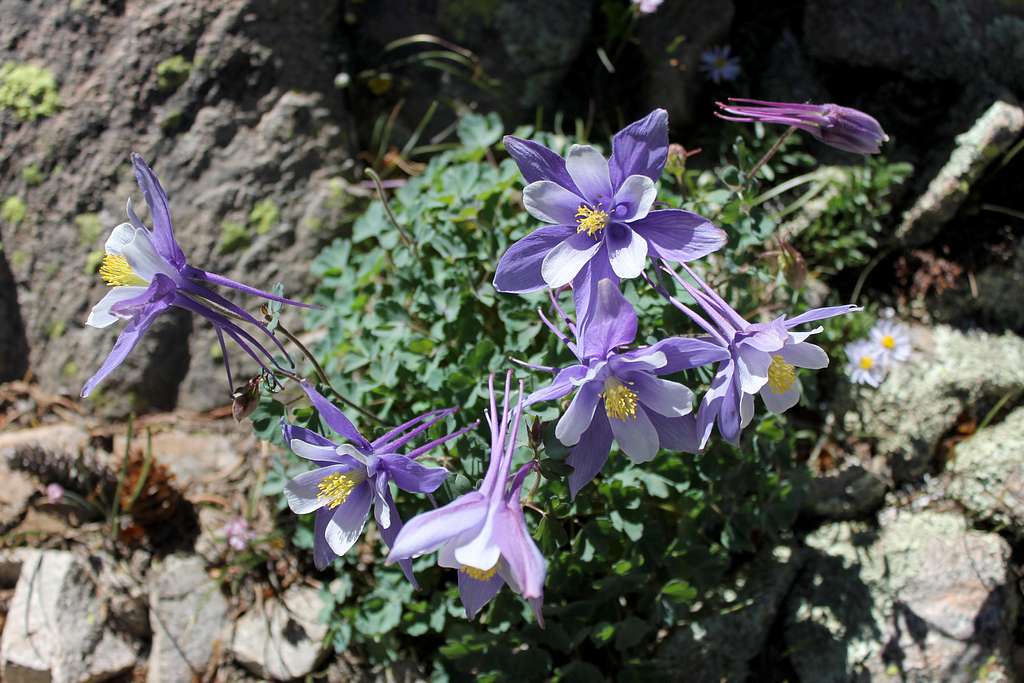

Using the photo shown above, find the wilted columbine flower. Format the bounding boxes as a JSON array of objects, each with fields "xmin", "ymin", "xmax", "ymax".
[
  {"xmin": 494, "ymin": 109, "xmax": 726, "ymax": 332},
  {"xmin": 82, "ymin": 154, "xmax": 310, "ymax": 397},
  {"xmin": 659, "ymin": 263, "xmax": 859, "ymax": 447},
  {"xmin": 525, "ymin": 279, "xmax": 727, "ymax": 496},
  {"xmin": 869, "ymin": 319, "xmax": 911, "ymax": 365},
  {"xmin": 715, "ymin": 98, "xmax": 889, "ymax": 154},
  {"xmin": 699, "ymin": 46, "xmax": 741, "ymax": 84},
  {"xmin": 282, "ymin": 383, "xmax": 475, "ymax": 582},
  {"xmin": 844, "ymin": 339, "xmax": 886, "ymax": 388},
  {"xmin": 388, "ymin": 373, "xmax": 546, "ymax": 623}
]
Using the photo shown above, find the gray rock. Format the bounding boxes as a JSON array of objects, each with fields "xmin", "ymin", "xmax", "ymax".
[
  {"xmin": 804, "ymin": 1, "xmax": 1024, "ymax": 91},
  {"xmin": 634, "ymin": 0, "xmax": 734, "ymax": 127},
  {"xmin": 896, "ymin": 100, "xmax": 1024, "ymax": 246},
  {"xmin": 0, "ymin": 550, "xmax": 137, "ymax": 683},
  {"xmin": 948, "ymin": 407, "xmax": 1024, "ymax": 534},
  {"xmin": 147, "ymin": 554, "xmax": 228, "ymax": 683},
  {"xmin": 655, "ymin": 543, "xmax": 804, "ymax": 682},
  {"xmin": 231, "ymin": 584, "xmax": 328, "ymax": 680},
  {"xmin": 839, "ymin": 325, "xmax": 1024, "ymax": 483},
  {"xmin": 804, "ymin": 458, "xmax": 888, "ymax": 521},
  {"xmin": 785, "ymin": 511, "xmax": 1018, "ymax": 682}
]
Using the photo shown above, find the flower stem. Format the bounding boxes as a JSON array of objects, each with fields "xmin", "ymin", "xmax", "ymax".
[
  {"xmin": 745, "ymin": 126, "xmax": 796, "ymax": 189},
  {"xmin": 365, "ymin": 168, "xmax": 418, "ymax": 254}
]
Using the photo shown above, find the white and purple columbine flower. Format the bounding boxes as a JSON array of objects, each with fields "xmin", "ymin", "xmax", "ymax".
[
  {"xmin": 83, "ymin": 153, "xmax": 310, "ymax": 398},
  {"xmin": 715, "ymin": 98, "xmax": 889, "ymax": 155},
  {"xmin": 659, "ymin": 263, "xmax": 859, "ymax": 447},
  {"xmin": 699, "ymin": 46, "xmax": 742, "ymax": 84},
  {"xmin": 387, "ymin": 373, "xmax": 546, "ymax": 623},
  {"xmin": 844, "ymin": 339, "xmax": 886, "ymax": 387},
  {"xmin": 869, "ymin": 319, "xmax": 911, "ymax": 365},
  {"xmin": 282, "ymin": 382, "xmax": 476, "ymax": 582},
  {"xmin": 493, "ymin": 110, "xmax": 726, "ymax": 335},
  {"xmin": 525, "ymin": 279, "xmax": 728, "ymax": 496}
]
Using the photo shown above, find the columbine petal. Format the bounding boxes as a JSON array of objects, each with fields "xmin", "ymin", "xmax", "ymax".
[
  {"xmin": 284, "ymin": 464, "xmax": 352, "ymax": 514},
  {"xmin": 494, "ymin": 506, "xmax": 545, "ymax": 600},
  {"xmin": 566, "ymin": 411, "xmax": 613, "ymax": 497},
  {"xmin": 579, "ymin": 278, "xmax": 638, "ymax": 360},
  {"xmin": 373, "ymin": 487, "xmax": 417, "ymax": 587},
  {"xmin": 740, "ymin": 392, "xmax": 754, "ymax": 428},
  {"xmin": 565, "ymin": 145, "xmax": 613, "ymax": 203},
  {"xmin": 608, "ymin": 405, "xmax": 659, "ymax": 462},
  {"xmin": 525, "ymin": 364, "xmax": 588, "ymax": 406},
  {"xmin": 541, "ymin": 233, "xmax": 603, "ymax": 288},
  {"xmin": 458, "ymin": 571, "xmax": 505, "ymax": 619},
  {"xmin": 554, "ymin": 380, "xmax": 602, "ymax": 446},
  {"xmin": 608, "ymin": 108, "xmax": 669, "ymax": 187},
  {"xmin": 647, "ymin": 413, "xmax": 700, "ymax": 453},
  {"xmin": 299, "ymin": 382, "xmax": 372, "ymax": 452},
  {"xmin": 717, "ymin": 371, "xmax": 743, "ymax": 445},
  {"xmin": 629, "ymin": 373, "xmax": 693, "ymax": 417},
  {"xmin": 493, "ymin": 225, "xmax": 575, "ymax": 293},
  {"xmin": 377, "ymin": 454, "xmax": 448, "ymax": 494},
  {"xmin": 630, "ymin": 337, "xmax": 730, "ymax": 374},
  {"xmin": 630, "ymin": 209, "xmax": 727, "ymax": 263},
  {"xmin": 610, "ymin": 175, "xmax": 656, "ymax": 223},
  {"xmin": 780, "ymin": 341, "xmax": 829, "ymax": 369},
  {"xmin": 453, "ymin": 510, "xmax": 502, "ymax": 574},
  {"xmin": 289, "ymin": 438, "xmax": 346, "ymax": 465},
  {"xmin": 131, "ymin": 153, "xmax": 187, "ymax": 269},
  {"xmin": 387, "ymin": 494, "xmax": 488, "ymax": 561},
  {"xmin": 324, "ymin": 482, "xmax": 372, "ymax": 556},
  {"xmin": 785, "ymin": 304, "xmax": 861, "ymax": 327},
  {"xmin": 503, "ymin": 135, "xmax": 581, "ymax": 194},
  {"xmin": 571, "ymin": 247, "xmax": 616, "ymax": 337},
  {"xmin": 736, "ymin": 348, "xmax": 771, "ymax": 394},
  {"xmin": 759, "ymin": 379, "xmax": 802, "ymax": 414},
  {"xmin": 86, "ymin": 286, "xmax": 149, "ymax": 328},
  {"xmin": 523, "ymin": 180, "xmax": 585, "ymax": 224},
  {"xmin": 606, "ymin": 224, "xmax": 648, "ymax": 280},
  {"xmin": 104, "ymin": 224, "xmax": 177, "ymax": 283},
  {"xmin": 313, "ymin": 510, "xmax": 337, "ymax": 570},
  {"xmin": 81, "ymin": 292, "xmax": 172, "ymax": 398}
]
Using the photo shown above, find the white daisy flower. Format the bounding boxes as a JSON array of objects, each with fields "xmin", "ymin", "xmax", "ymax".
[
  {"xmin": 845, "ymin": 339, "xmax": 886, "ymax": 387},
  {"xmin": 869, "ymin": 319, "xmax": 911, "ymax": 365}
]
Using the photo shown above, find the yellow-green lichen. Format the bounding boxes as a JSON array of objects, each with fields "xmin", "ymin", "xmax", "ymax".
[
  {"xmin": 156, "ymin": 56, "xmax": 192, "ymax": 92},
  {"xmin": 249, "ymin": 199, "xmax": 279, "ymax": 235},
  {"xmin": 218, "ymin": 220, "xmax": 249, "ymax": 254},
  {"xmin": 84, "ymin": 249, "xmax": 105, "ymax": 274},
  {"xmin": 75, "ymin": 213, "xmax": 103, "ymax": 245},
  {"xmin": 21, "ymin": 164, "xmax": 44, "ymax": 186},
  {"xmin": 1, "ymin": 196, "xmax": 27, "ymax": 225},
  {"xmin": 0, "ymin": 62, "xmax": 60, "ymax": 121}
]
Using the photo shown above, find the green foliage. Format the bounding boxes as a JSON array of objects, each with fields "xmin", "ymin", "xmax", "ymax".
[
  {"xmin": 0, "ymin": 62, "xmax": 60, "ymax": 121},
  {"xmin": 246, "ymin": 113, "xmax": 911, "ymax": 680},
  {"xmin": 155, "ymin": 55, "xmax": 192, "ymax": 92},
  {"xmin": 1, "ymin": 197, "xmax": 27, "ymax": 226}
]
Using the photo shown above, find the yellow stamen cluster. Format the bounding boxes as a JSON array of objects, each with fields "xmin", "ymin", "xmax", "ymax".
[
  {"xmin": 603, "ymin": 378, "xmax": 638, "ymax": 421},
  {"xmin": 881, "ymin": 335, "xmax": 896, "ymax": 350},
  {"xmin": 460, "ymin": 564, "xmax": 499, "ymax": 581},
  {"xmin": 767, "ymin": 355, "xmax": 796, "ymax": 394},
  {"xmin": 575, "ymin": 204, "xmax": 608, "ymax": 237},
  {"xmin": 317, "ymin": 472, "xmax": 360, "ymax": 510},
  {"xmin": 859, "ymin": 355, "xmax": 875, "ymax": 370},
  {"xmin": 99, "ymin": 254, "xmax": 146, "ymax": 287}
]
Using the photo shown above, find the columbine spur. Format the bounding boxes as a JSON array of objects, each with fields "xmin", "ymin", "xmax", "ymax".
[
  {"xmin": 525, "ymin": 279, "xmax": 727, "ymax": 496},
  {"xmin": 715, "ymin": 98, "xmax": 889, "ymax": 155},
  {"xmin": 659, "ymin": 263, "xmax": 859, "ymax": 446},
  {"xmin": 387, "ymin": 373, "xmax": 547, "ymax": 623},
  {"xmin": 493, "ymin": 109, "xmax": 726, "ymax": 335},
  {"xmin": 844, "ymin": 339, "xmax": 886, "ymax": 387},
  {"xmin": 282, "ymin": 382, "xmax": 476, "ymax": 581},
  {"xmin": 82, "ymin": 153, "xmax": 309, "ymax": 397}
]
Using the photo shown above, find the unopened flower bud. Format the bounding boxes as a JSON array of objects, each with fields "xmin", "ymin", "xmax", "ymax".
[{"xmin": 232, "ymin": 377, "xmax": 262, "ymax": 422}]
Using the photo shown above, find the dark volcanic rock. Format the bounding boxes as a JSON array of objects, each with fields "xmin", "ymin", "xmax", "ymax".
[{"xmin": 0, "ymin": 0, "xmax": 354, "ymax": 413}]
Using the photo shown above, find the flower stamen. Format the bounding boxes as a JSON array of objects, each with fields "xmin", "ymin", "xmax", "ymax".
[
  {"xmin": 575, "ymin": 204, "xmax": 608, "ymax": 237},
  {"xmin": 317, "ymin": 472, "xmax": 360, "ymax": 510},
  {"xmin": 99, "ymin": 254, "xmax": 147, "ymax": 287},
  {"xmin": 858, "ymin": 355, "xmax": 875, "ymax": 370},
  {"xmin": 767, "ymin": 355, "xmax": 796, "ymax": 394},
  {"xmin": 880, "ymin": 335, "xmax": 895, "ymax": 350},
  {"xmin": 602, "ymin": 378, "xmax": 638, "ymax": 421},
  {"xmin": 460, "ymin": 563, "xmax": 499, "ymax": 581}
]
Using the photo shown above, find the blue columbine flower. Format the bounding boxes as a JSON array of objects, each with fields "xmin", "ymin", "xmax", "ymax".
[
  {"xmin": 388, "ymin": 372, "xmax": 547, "ymax": 623},
  {"xmin": 493, "ymin": 110, "xmax": 726, "ymax": 336},
  {"xmin": 715, "ymin": 98, "xmax": 889, "ymax": 154},
  {"xmin": 83, "ymin": 153, "xmax": 310, "ymax": 397},
  {"xmin": 282, "ymin": 382, "xmax": 476, "ymax": 582},
  {"xmin": 524, "ymin": 280, "xmax": 727, "ymax": 496}
]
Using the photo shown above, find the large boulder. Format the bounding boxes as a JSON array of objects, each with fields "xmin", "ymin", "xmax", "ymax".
[
  {"xmin": 785, "ymin": 511, "xmax": 1018, "ymax": 682},
  {"xmin": 230, "ymin": 584, "xmax": 328, "ymax": 680}
]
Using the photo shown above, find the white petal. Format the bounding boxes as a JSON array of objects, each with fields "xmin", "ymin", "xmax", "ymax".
[
  {"xmin": 740, "ymin": 392, "xmax": 754, "ymax": 428},
  {"xmin": 555, "ymin": 383, "xmax": 601, "ymax": 446},
  {"xmin": 612, "ymin": 174, "xmax": 657, "ymax": 222},
  {"xmin": 633, "ymin": 374, "xmax": 693, "ymax": 417},
  {"xmin": 607, "ymin": 229, "xmax": 648, "ymax": 280},
  {"xmin": 86, "ymin": 286, "xmax": 148, "ymax": 328},
  {"xmin": 565, "ymin": 145, "xmax": 612, "ymax": 202},
  {"xmin": 781, "ymin": 342, "xmax": 829, "ymax": 370},
  {"xmin": 736, "ymin": 349, "xmax": 771, "ymax": 394},
  {"xmin": 107, "ymin": 224, "xmax": 177, "ymax": 282},
  {"xmin": 609, "ymin": 407, "xmax": 659, "ymax": 463},
  {"xmin": 759, "ymin": 379, "xmax": 802, "ymax": 414},
  {"xmin": 522, "ymin": 180, "xmax": 583, "ymax": 224},
  {"xmin": 541, "ymin": 234, "xmax": 602, "ymax": 288},
  {"xmin": 453, "ymin": 510, "xmax": 501, "ymax": 573}
]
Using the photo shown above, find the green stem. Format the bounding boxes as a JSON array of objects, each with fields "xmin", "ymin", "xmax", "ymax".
[{"xmin": 744, "ymin": 126, "xmax": 797, "ymax": 189}]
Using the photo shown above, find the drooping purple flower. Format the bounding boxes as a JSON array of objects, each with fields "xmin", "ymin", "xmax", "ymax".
[
  {"xmin": 657, "ymin": 263, "xmax": 859, "ymax": 447},
  {"xmin": 525, "ymin": 280, "xmax": 728, "ymax": 496},
  {"xmin": 493, "ymin": 110, "xmax": 727, "ymax": 336},
  {"xmin": 387, "ymin": 372, "xmax": 546, "ymax": 623},
  {"xmin": 715, "ymin": 98, "xmax": 889, "ymax": 155},
  {"xmin": 700, "ymin": 46, "xmax": 742, "ymax": 84},
  {"xmin": 282, "ymin": 383, "xmax": 475, "ymax": 582},
  {"xmin": 82, "ymin": 153, "xmax": 311, "ymax": 398}
]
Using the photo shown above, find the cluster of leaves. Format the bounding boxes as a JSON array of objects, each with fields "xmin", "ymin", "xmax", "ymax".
[{"xmin": 249, "ymin": 113, "xmax": 910, "ymax": 680}]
